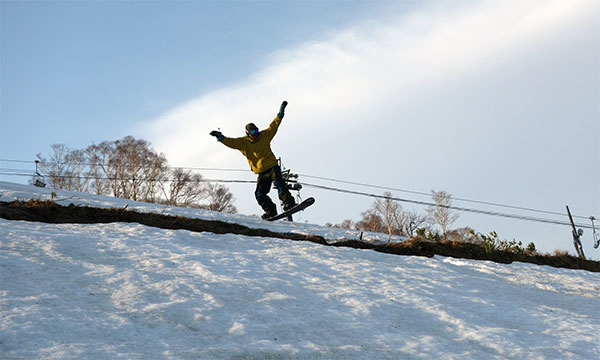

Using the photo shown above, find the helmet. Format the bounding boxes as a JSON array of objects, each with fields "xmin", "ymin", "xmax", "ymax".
[{"xmin": 245, "ymin": 123, "xmax": 259, "ymax": 140}]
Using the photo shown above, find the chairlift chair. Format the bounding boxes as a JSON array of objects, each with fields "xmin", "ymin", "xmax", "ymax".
[
  {"xmin": 33, "ymin": 160, "xmax": 46, "ymax": 188},
  {"xmin": 590, "ymin": 216, "xmax": 600, "ymax": 249}
]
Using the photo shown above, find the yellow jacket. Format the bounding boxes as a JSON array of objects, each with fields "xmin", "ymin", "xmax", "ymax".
[{"xmin": 221, "ymin": 116, "xmax": 282, "ymax": 174}]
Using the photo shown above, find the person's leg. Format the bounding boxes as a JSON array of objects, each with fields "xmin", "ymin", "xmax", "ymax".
[
  {"xmin": 272, "ymin": 165, "xmax": 296, "ymax": 211},
  {"xmin": 255, "ymin": 171, "xmax": 277, "ymax": 218}
]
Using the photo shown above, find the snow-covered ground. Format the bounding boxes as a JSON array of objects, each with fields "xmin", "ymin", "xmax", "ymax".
[
  {"xmin": 1, "ymin": 182, "xmax": 599, "ymax": 359},
  {"xmin": 0, "ymin": 182, "xmax": 404, "ymax": 245}
]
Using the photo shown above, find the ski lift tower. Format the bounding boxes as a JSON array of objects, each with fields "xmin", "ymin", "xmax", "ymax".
[{"xmin": 566, "ymin": 206, "xmax": 585, "ymax": 259}]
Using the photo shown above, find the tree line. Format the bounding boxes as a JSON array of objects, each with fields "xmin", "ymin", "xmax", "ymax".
[
  {"xmin": 34, "ymin": 136, "xmax": 237, "ymax": 213},
  {"xmin": 35, "ymin": 137, "xmax": 459, "ymax": 235},
  {"xmin": 327, "ymin": 190, "xmax": 464, "ymax": 240},
  {"xmin": 34, "ymin": 141, "xmax": 537, "ymax": 252}
]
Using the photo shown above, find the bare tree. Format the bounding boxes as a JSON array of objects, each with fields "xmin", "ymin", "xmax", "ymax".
[
  {"xmin": 114, "ymin": 136, "xmax": 149, "ymax": 201},
  {"xmin": 338, "ymin": 219, "xmax": 355, "ymax": 230},
  {"xmin": 88, "ymin": 136, "xmax": 169, "ymax": 201},
  {"xmin": 359, "ymin": 192, "xmax": 431, "ymax": 238},
  {"xmin": 326, "ymin": 219, "xmax": 355, "ymax": 230},
  {"xmin": 91, "ymin": 141, "xmax": 122, "ymax": 197},
  {"xmin": 164, "ymin": 168, "xmax": 207, "ymax": 206},
  {"xmin": 136, "ymin": 148, "xmax": 169, "ymax": 203},
  {"xmin": 37, "ymin": 136, "xmax": 238, "ymax": 214},
  {"xmin": 373, "ymin": 192, "xmax": 404, "ymax": 236},
  {"xmin": 36, "ymin": 144, "xmax": 73, "ymax": 190},
  {"xmin": 355, "ymin": 209, "xmax": 386, "ymax": 234},
  {"xmin": 400, "ymin": 209, "xmax": 430, "ymax": 237},
  {"xmin": 427, "ymin": 190, "xmax": 460, "ymax": 237},
  {"xmin": 64, "ymin": 149, "xmax": 89, "ymax": 193},
  {"xmin": 85, "ymin": 144, "xmax": 109, "ymax": 195},
  {"xmin": 201, "ymin": 183, "xmax": 237, "ymax": 213}
]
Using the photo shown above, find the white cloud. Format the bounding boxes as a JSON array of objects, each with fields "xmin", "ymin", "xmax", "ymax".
[
  {"xmin": 140, "ymin": 0, "xmax": 598, "ymax": 243},
  {"xmin": 143, "ymin": 0, "xmax": 594, "ymax": 165}
]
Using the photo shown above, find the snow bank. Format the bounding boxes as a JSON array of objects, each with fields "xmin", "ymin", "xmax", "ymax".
[
  {"xmin": 0, "ymin": 181, "xmax": 405, "ymax": 245},
  {"xmin": 1, "ymin": 182, "xmax": 599, "ymax": 359}
]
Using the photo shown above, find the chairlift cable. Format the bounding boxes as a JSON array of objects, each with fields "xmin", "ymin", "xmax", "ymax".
[{"xmin": 0, "ymin": 159, "xmax": 596, "ymax": 223}]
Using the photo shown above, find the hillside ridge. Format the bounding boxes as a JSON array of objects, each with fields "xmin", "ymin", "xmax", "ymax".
[{"xmin": 1, "ymin": 199, "xmax": 598, "ymax": 272}]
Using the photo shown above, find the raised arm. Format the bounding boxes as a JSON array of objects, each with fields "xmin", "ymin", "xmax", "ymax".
[{"xmin": 263, "ymin": 101, "xmax": 288, "ymax": 141}]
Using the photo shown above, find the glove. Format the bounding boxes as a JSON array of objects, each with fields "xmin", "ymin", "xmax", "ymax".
[
  {"xmin": 210, "ymin": 130, "xmax": 224, "ymax": 142},
  {"xmin": 277, "ymin": 100, "xmax": 288, "ymax": 119}
]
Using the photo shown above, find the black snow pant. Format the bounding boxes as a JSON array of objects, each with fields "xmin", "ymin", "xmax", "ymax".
[{"xmin": 255, "ymin": 165, "xmax": 295, "ymax": 216}]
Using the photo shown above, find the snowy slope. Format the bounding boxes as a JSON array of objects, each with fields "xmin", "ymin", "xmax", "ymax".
[
  {"xmin": 0, "ymin": 182, "xmax": 404, "ymax": 245},
  {"xmin": 1, "ymin": 183, "xmax": 599, "ymax": 359}
]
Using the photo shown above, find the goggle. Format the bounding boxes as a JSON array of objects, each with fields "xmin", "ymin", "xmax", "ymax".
[{"xmin": 247, "ymin": 129, "xmax": 258, "ymax": 136}]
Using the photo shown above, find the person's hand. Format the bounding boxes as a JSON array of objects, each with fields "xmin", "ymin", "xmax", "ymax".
[
  {"xmin": 210, "ymin": 130, "xmax": 224, "ymax": 142},
  {"xmin": 278, "ymin": 101, "xmax": 288, "ymax": 119}
]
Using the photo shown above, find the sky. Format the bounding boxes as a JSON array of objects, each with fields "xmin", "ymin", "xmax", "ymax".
[{"xmin": 1, "ymin": 0, "xmax": 599, "ymax": 256}]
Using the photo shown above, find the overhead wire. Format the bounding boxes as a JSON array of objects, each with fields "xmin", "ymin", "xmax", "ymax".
[
  {"xmin": 0, "ymin": 158, "xmax": 250, "ymax": 173},
  {"xmin": 0, "ymin": 157, "xmax": 586, "ymax": 219},
  {"xmin": 301, "ymin": 182, "xmax": 595, "ymax": 229},
  {"xmin": 1, "ymin": 158, "xmax": 596, "ymax": 226},
  {"xmin": 298, "ymin": 173, "xmax": 582, "ymax": 219},
  {"xmin": 0, "ymin": 171, "xmax": 255, "ymax": 184},
  {"xmin": 3, "ymin": 158, "xmax": 594, "ymax": 221},
  {"xmin": 0, "ymin": 169, "xmax": 594, "ymax": 229}
]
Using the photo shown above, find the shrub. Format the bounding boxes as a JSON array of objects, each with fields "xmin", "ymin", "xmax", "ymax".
[
  {"xmin": 415, "ymin": 228, "xmax": 442, "ymax": 242},
  {"xmin": 467, "ymin": 230, "xmax": 527, "ymax": 255},
  {"xmin": 553, "ymin": 249, "xmax": 569, "ymax": 257}
]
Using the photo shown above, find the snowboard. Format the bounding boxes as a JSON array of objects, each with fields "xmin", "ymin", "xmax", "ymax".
[{"xmin": 266, "ymin": 197, "xmax": 315, "ymax": 222}]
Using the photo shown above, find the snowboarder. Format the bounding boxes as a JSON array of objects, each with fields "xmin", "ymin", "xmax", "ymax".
[{"xmin": 210, "ymin": 101, "xmax": 296, "ymax": 219}]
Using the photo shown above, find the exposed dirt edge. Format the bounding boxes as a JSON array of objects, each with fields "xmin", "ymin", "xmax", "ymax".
[
  {"xmin": 1, "ymin": 200, "xmax": 598, "ymax": 272},
  {"xmin": 0, "ymin": 200, "xmax": 328, "ymax": 245}
]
